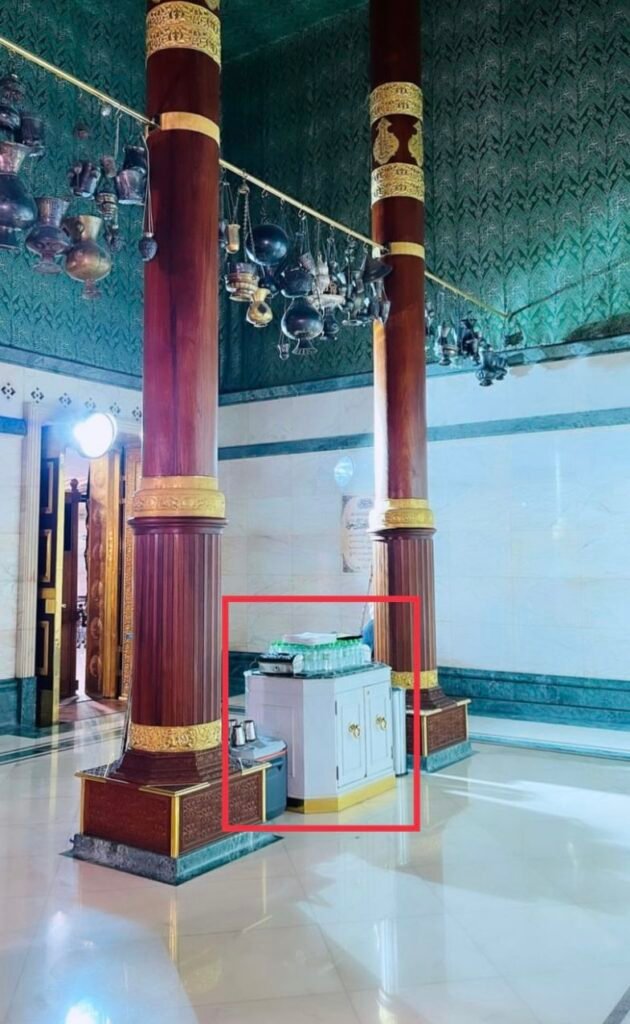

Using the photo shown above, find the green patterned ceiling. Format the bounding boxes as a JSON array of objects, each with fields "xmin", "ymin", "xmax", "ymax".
[{"xmin": 222, "ymin": 0, "xmax": 366, "ymax": 62}]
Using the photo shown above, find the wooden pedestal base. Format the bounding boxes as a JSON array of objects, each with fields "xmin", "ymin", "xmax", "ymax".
[
  {"xmin": 406, "ymin": 699, "xmax": 471, "ymax": 762},
  {"xmin": 77, "ymin": 762, "xmax": 266, "ymax": 859}
]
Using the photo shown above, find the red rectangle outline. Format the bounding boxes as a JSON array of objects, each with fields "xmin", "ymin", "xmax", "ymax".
[{"xmin": 221, "ymin": 594, "xmax": 421, "ymax": 834}]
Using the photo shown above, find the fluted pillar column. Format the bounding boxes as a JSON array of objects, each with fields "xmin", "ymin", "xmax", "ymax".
[
  {"xmin": 369, "ymin": 0, "xmax": 470, "ymax": 768},
  {"xmin": 110, "ymin": 0, "xmax": 225, "ymax": 785}
]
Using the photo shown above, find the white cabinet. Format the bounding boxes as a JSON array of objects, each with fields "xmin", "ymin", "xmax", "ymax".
[
  {"xmin": 364, "ymin": 681, "xmax": 394, "ymax": 776},
  {"xmin": 245, "ymin": 665, "xmax": 395, "ymax": 813},
  {"xmin": 335, "ymin": 690, "xmax": 367, "ymax": 787}
]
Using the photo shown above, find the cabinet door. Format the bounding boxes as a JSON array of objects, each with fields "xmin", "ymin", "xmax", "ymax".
[
  {"xmin": 335, "ymin": 691, "xmax": 366, "ymax": 787},
  {"xmin": 365, "ymin": 682, "xmax": 393, "ymax": 776}
]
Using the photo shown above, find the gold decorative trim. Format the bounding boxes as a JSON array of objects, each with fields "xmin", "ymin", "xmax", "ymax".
[
  {"xmin": 170, "ymin": 794, "xmax": 181, "ymax": 856},
  {"xmin": 372, "ymin": 117, "xmax": 399, "ymax": 166},
  {"xmin": 160, "ymin": 111, "xmax": 220, "ymax": 144},
  {"xmin": 369, "ymin": 498, "xmax": 435, "ymax": 531},
  {"xmin": 387, "ymin": 242, "xmax": 425, "ymax": 260},
  {"xmin": 130, "ymin": 719, "xmax": 222, "ymax": 753},
  {"xmin": 408, "ymin": 120, "xmax": 423, "ymax": 167},
  {"xmin": 370, "ymin": 81, "xmax": 423, "ymax": 124},
  {"xmin": 371, "ymin": 163, "xmax": 424, "ymax": 204},
  {"xmin": 392, "ymin": 669, "xmax": 439, "ymax": 690},
  {"xmin": 146, "ymin": 2, "xmax": 221, "ymax": 66},
  {"xmin": 132, "ymin": 475, "xmax": 226, "ymax": 519},
  {"xmin": 288, "ymin": 774, "xmax": 395, "ymax": 813}
]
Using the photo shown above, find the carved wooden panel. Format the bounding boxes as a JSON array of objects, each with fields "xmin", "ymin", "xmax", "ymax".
[
  {"xmin": 83, "ymin": 780, "xmax": 172, "ymax": 855},
  {"xmin": 86, "ymin": 451, "xmax": 122, "ymax": 699}
]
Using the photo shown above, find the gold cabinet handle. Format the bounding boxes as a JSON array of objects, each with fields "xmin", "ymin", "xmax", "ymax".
[
  {"xmin": 348, "ymin": 723, "xmax": 361, "ymax": 738},
  {"xmin": 376, "ymin": 715, "xmax": 387, "ymax": 731}
]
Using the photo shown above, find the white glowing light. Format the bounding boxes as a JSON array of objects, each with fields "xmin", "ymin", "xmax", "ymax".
[
  {"xmin": 72, "ymin": 413, "xmax": 117, "ymax": 459},
  {"xmin": 333, "ymin": 455, "xmax": 354, "ymax": 489}
]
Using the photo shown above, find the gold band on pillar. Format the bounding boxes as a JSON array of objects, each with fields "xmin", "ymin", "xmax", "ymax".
[
  {"xmin": 130, "ymin": 720, "xmax": 222, "ymax": 753},
  {"xmin": 146, "ymin": 2, "xmax": 221, "ymax": 65},
  {"xmin": 371, "ymin": 163, "xmax": 424, "ymax": 204},
  {"xmin": 370, "ymin": 81, "xmax": 423, "ymax": 122},
  {"xmin": 387, "ymin": 242, "xmax": 425, "ymax": 260},
  {"xmin": 369, "ymin": 498, "xmax": 435, "ymax": 531},
  {"xmin": 160, "ymin": 111, "xmax": 220, "ymax": 144},
  {"xmin": 392, "ymin": 669, "xmax": 438, "ymax": 690},
  {"xmin": 132, "ymin": 476, "xmax": 226, "ymax": 518}
]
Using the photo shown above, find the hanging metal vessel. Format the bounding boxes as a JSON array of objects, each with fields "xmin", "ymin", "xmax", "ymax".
[
  {"xmin": 68, "ymin": 160, "xmax": 100, "ymax": 199},
  {"xmin": 245, "ymin": 223, "xmax": 289, "ymax": 267},
  {"xmin": 0, "ymin": 141, "xmax": 37, "ymax": 251},
  {"xmin": 225, "ymin": 261, "xmax": 259, "ymax": 302},
  {"xmin": 25, "ymin": 196, "xmax": 70, "ymax": 274},
  {"xmin": 115, "ymin": 145, "xmax": 147, "ymax": 205},
  {"xmin": 17, "ymin": 113, "xmax": 46, "ymax": 158},
  {"xmin": 246, "ymin": 287, "xmax": 273, "ymax": 328},
  {"xmin": 63, "ymin": 214, "xmax": 112, "ymax": 299},
  {"xmin": 0, "ymin": 73, "xmax": 24, "ymax": 133},
  {"xmin": 281, "ymin": 297, "xmax": 324, "ymax": 341}
]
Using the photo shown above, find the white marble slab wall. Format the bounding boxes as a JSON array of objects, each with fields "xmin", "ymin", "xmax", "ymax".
[
  {"xmin": 219, "ymin": 351, "xmax": 630, "ymax": 682},
  {"xmin": 0, "ymin": 433, "xmax": 22, "ymax": 679}
]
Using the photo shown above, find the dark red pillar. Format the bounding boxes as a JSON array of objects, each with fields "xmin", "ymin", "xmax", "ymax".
[{"xmin": 369, "ymin": 0, "xmax": 470, "ymax": 765}]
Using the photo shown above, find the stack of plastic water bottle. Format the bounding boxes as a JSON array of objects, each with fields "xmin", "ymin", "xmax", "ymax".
[{"xmin": 268, "ymin": 633, "xmax": 372, "ymax": 676}]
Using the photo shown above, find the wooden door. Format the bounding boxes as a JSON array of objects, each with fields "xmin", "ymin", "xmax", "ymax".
[
  {"xmin": 120, "ymin": 446, "xmax": 141, "ymax": 700},
  {"xmin": 335, "ymin": 690, "xmax": 366, "ymax": 787},
  {"xmin": 85, "ymin": 451, "xmax": 122, "ymax": 700},
  {"xmin": 364, "ymin": 682, "xmax": 393, "ymax": 776},
  {"xmin": 35, "ymin": 428, "xmax": 65, "ymax": 725},
  {"xmin": 60, "ymin": 480, "xmax": 82, "ymax": 700}
]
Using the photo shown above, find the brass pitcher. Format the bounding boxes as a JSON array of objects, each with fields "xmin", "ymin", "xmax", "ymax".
[
  {"xmin": 63, "ymin": 215, "xmax": 112, "ymax": 299},
  {"xmin": 246, "ymin": 287, "xmax": 273, "ymax": 328}
]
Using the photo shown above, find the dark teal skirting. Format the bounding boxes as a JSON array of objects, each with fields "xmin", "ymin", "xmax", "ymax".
[
  {"xmin": 0, "ymin": 677, "xmax": 37, "ymax": 731},
  {"xmin": 441, "ymin": 667, "xmax": 630, "ymax": 729}
]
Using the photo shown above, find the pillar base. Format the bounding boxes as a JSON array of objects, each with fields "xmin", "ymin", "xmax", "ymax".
[
  {"xmin": 406, "ymin": 700, "xmax": 472, "ymax": 771},
  {"xmin": 71, "ymin": 831, "xmax": 279, "ymax": 885},
  {"xmin": 109, "ymin": 745, "xmax": 222, "ymax": 788},
  {"xmin": 74, "ymin": 761, "xmax": 267, "ymax": 882}
]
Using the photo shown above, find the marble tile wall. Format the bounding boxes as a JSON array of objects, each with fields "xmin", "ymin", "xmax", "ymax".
[
  {"xmin": 0, "ymin": 434, "xmax": 22, "ymax": 680},
  {"xmin": 220, "ymin": 352, "xmax": 630, "ymax": 683}
]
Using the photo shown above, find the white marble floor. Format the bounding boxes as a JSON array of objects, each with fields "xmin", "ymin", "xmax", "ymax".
[{"xmin": 1, "ymin": 725, "xmax": 630, "ymax": 1024}]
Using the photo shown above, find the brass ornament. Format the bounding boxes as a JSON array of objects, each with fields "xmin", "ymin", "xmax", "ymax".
[
  {"xmin": 371, "ymin": 163, "xmax": 424, "ymax": 204},
  {"xmin": 146, "ymin": 2, "xmax": 221, "ymax": 66},
  {"xmin": 391, "ymin": 669, "xmax": 439, "ymax": 690},
  {"xmin": 408, "ymin": 120, "xmax": 423, "ymax": 167},
  {"xmin": 388, "ymin": 242, "xmax": 425, "ymax": 260},
  {"xmin": 132, "ymin": 475, "xmax": 226, "ymax": 519},
  {"xmin": 372, "ymin": 117, "xmax": 400, "ymax": 166},
  {"xmin": 370, "ymin": 81, "xmax": 423, "ymax": 124},
  {"xmin": 130, "ymin": 719, "xmax": 222, "ymax": 752},
  {"xmin": 159, "ymin": 111, "xmax": 220, "ymax": 144},
  {"xmin": 369, "ymin": 498, "xmax": 435, "ymax": 531}
]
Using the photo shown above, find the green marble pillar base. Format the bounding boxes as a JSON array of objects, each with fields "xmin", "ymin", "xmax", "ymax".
[
  {"xmin": 411, "ymin": 739, "xmax": 473, "ymax": 774},
  {"xmin": 70, "ymin": 831, "xmax": 280, "ymax": 885}
]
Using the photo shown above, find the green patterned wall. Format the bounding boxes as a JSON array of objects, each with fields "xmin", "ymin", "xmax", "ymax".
[
  {"xmin": 0, "ymin": 0, "xmax": 144, "ymax": 379},
  {"xmin": 221, "ymin": 0, "xmax": 630, "ymax": 393},
  {"xmin": 0, "ymin": 0, "xmax": 627, "ymax": 389}
]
